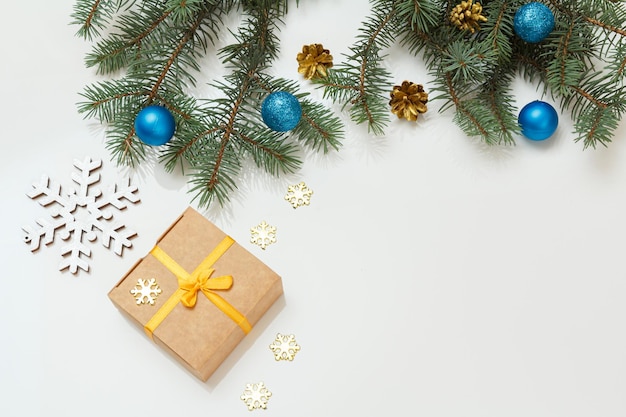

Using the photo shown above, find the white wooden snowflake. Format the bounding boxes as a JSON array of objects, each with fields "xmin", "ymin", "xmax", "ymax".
[
  {"xmin": 22, "ymin": 156, "xmax": 140, "ymax": 274},
  {"xmin": 250, "ymin": 221, "xmax": 276, "ymax": 250},
  {"xmin": 240, "ymin": 382, "xmax": 272, "ymax": 411},
  {"xmin": 130, "ymin": 278, "xmax": 162, "ymax": 305},
  {"xmin": 284, "ymin": 181, "xmax": 313, "ymax": 208},
  {"xmin": 269, "ymin": 333, "xmax": 301, "ymax": 361}
]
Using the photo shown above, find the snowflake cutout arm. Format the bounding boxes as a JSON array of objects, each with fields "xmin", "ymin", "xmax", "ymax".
[
  {"xmin": 23, "ymin": 175, "xmax": 74, "ymax": 251},
  {"xmin": 130, "ymin": 278, "xmax": 162, "ymax": 305},
  {"xmin": 96, "ymin": 178, "xmax": 140, "ymax": 216},
  {"xmin": 69, "ymin": 157, "xmax": 101, "ymax": 207},
  {"xmin": 285, "ymin": 181, "xmax": 313, "ymax": 208},
  {"xmin": 26, "ymin": 175, "xmax": 72, "ymax": 213},
  {"xmin": 250, "ymin": 221, "xmax": 277, "ymax": 250},
  {"xmin": 240, "ymin": 382, "xmax": 272, "ymax": 411},
  {"xmin": 100, "ymin": 223, "xmax": 137, "ymax": 255},
  {"xmin": 23, "ymin": 156, "xmax": 140, "ymax": 274},
  {"xmin": 269, "ymin": 333, "xmax": 301, "ymax": 361},
  {"xmin": 22, "ymin": 216, "xmax": 68, "ymax": 252},
  {"xmin": 59, "ymin": 234, "xmax": 93, "ymax": 273}
]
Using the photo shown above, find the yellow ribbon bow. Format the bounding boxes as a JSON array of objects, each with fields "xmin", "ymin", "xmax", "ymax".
[
  {"xmin": 144, "ymin": 237, "xmax": 252, "ymax": 339},
  {"xmin": 179, "ymin": 267, "xmax": 233, "ymax": 307}
]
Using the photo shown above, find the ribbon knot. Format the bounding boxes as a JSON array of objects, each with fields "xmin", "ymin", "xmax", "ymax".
[
  {"xmin": 143, "ymin": 238, "xmax": 252, "ymax": 339},
  {"xmin": 179, "ymin": 267, "xmax": 233, "ymax": 308}
]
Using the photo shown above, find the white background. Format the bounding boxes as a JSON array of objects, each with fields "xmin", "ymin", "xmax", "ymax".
[{"xmin": 2, "ymin": 1, "xmax": 626, "ymax": 416}]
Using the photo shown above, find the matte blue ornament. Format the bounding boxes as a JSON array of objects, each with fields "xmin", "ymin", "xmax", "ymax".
[
  {"xmin": 261, "ymin": 91, "xmax": 302, "ymax": 132},
  {"xmin": 514, "ymin": 2, "xmax": 555, "ymax": 43},
  {"xmin": 134, "ymin": 105, "xmax": 176, "ymax": 146},
  {"xmin": 518, "ymin": 100, "xmax": 558, "ymax": 141}
]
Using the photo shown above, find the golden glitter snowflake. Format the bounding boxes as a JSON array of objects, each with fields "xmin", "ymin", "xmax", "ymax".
[
  {"xmin": 284, "ymin": 181, "xmax": 313, "ymax": 208},
  {"xmin": 130, "ymin": 278, "xmax": 162, "ymax": 305},
  {"xmin": 250, "ymin": 221, "xmax": 277, "ymax": 250},
  {"xmin": 240, "ymin": 382, "xmax": 272, "ymax": 411},
  {"xmin": 269, "ymin": 333, "xmax": 301, "ymax": 361}
]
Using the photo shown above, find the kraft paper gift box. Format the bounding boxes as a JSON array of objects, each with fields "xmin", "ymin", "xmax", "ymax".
[{"xmin": 108, "ymin": 207, "xmax": 283, "ymax": 381}]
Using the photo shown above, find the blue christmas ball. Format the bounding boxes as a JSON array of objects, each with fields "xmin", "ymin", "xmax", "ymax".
[
  {"xmin": 518, "ymin": 100, "xmax": 558, "ymax": 141},
  {"xmin": 514, "ymin": 2, "xmax": 555, "ymax": 43},
  {"xmin": 134, "ymin": 105, "xmax": 176, "ymax": 146},
  {"xmin": 261, "ymin": 92, "xmax": 302, "ymax": 132}
]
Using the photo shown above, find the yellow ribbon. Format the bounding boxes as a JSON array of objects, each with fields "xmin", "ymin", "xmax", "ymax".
[{"xmin": 144, "ymin": 236, "xmax": 252, "ymax": 339}]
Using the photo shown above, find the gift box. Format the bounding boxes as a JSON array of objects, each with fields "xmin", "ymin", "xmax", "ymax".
[{"xmin": 108, "ymin": 207, "xmax": 283, "ymax": 381}]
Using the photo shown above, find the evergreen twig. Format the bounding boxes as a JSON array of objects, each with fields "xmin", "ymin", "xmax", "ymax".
[
  {"xmin": 321, "ymin": 0, "xmax": 626, "ymax": 147},
  {"xmin": 73, "ymin": 0, "xmax": 343, "ymax": 207},
  {"xmin": 73, "ymin": 0, "xmax": 626, "ymax": 209}
]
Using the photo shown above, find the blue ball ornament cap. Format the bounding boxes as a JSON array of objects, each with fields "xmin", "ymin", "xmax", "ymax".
[
  {"xmin": 134, "ymin": 105, "xmax": 176, "ymax": 146},
  {"xmin": 518, "ymin": 100, "xmax": 559, "ymax": 141},
  {"xmin": 514, "ymin": 2, "xmax": 555, "ymax": 43},
  {"xmin": 261, "ymin": 91, "xmax": 302, "ymax": 132}
]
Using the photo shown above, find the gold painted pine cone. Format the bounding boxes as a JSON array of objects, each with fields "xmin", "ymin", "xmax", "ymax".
[
  {"xmin": 450, "ymin": 0, "xmax": 488, "ymax": 33},
  {"xmin": 297, "ymin": 43, "xmax": 333, "ymax": 80},
  {"xmin": 389, "ymin": 81, "xmax": 428, "ymax": 122}
]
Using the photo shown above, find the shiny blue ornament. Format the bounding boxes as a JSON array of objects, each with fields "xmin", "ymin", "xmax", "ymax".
[
  {"xmin": 514, "ymin": 2, "xmax": 555, "ymax": 43},
  {"xmin": 518, "ymin": 100, "xmax": 558, "ymax": 141},
  {"xmin": 261, "ymin": 92, "xmax": 302, "ymax": 132},
  {"xmin": 134, "ymin": 105, "xmax": 176, "ymax": 146}
]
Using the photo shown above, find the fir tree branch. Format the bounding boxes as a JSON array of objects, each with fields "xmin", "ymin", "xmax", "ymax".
[
  {"xmin": 469, "ymin": 63, "xmax": 521, "ymax": 145},
  {"xmin": 232, "ymin": 127, "xmax": 300, "ymax": 176},
  {"xmin": 191, "ymin": 1, "xmax": 282, "ymax": 204},
  {"xmin": 317, "ymin": 0, "xmax": 398, "ymax": 135},
  {"xmin": 73, "ymin": 0, "xmax": 626, "ymax": 207},
  {"xmin": 477, "ymin": 0, "xmax": 521, "ymax": 65},
  {"xmin": 356, "ymin": 5, "xmax": 396, "ymax": 130},
  {"xmin": 75, "ymin": 0, "xmax": 342, "ymax": 208},
  {"xmin": 444, "ymin": 72, "xmax": 488, "ymax": 138},
  {"xmin": 585, "ymin": 16, "xmax": 626, "ymax": 37},
  {"xmin": 78, "ymin": 83, "xmax": 146, "ymax": 121},
  {"xmin": 546, "ymin": 18, "xmax": 588, "ymax": 96},
  {"xmin": 82, "ymin": 0, "xmax": 103, "ymax": 36},
  {"xmin": 294, "ymin": 99, "xmax": 343, "ymax": 153},
  {"xmin": 146, "ymin": 10, "xmax": 206, "ymax": 101},
  {"xmin": 394, "ymin": 0, "xmax": 442, "ymax": 33},
  {"xmin": 616, "ymin": 43, "xmax": 626, "ymax": 77},
  {"xmin": 85, "ymin": 9, "xmax": 172, "ymax": 73},
  {"xmin": 71, "ymin": 0, "xmax": 121, "ymax": 40},
  {"xmin": 572, "ymin": 86, "xmax": 609, "ymax": 110}
]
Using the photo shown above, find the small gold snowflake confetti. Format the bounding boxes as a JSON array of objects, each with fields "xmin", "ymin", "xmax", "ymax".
[
  {"xmin": 284, "ymin": 182, "xmax": 313, "ymax": 208},
  {"xmin": 240, "ymin": 382, "xmax": 272, "ymax": 411},
  {"xmin": 250, "ymin": 221, "xmax": 277, "ymax": 250},
  {"xmin": 269, "ymin": 333, "xmax": 301, "ymax": 361},
  {"xmin": 130, "ymin": 278, "xmax": 162, "ymax": 305}
]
